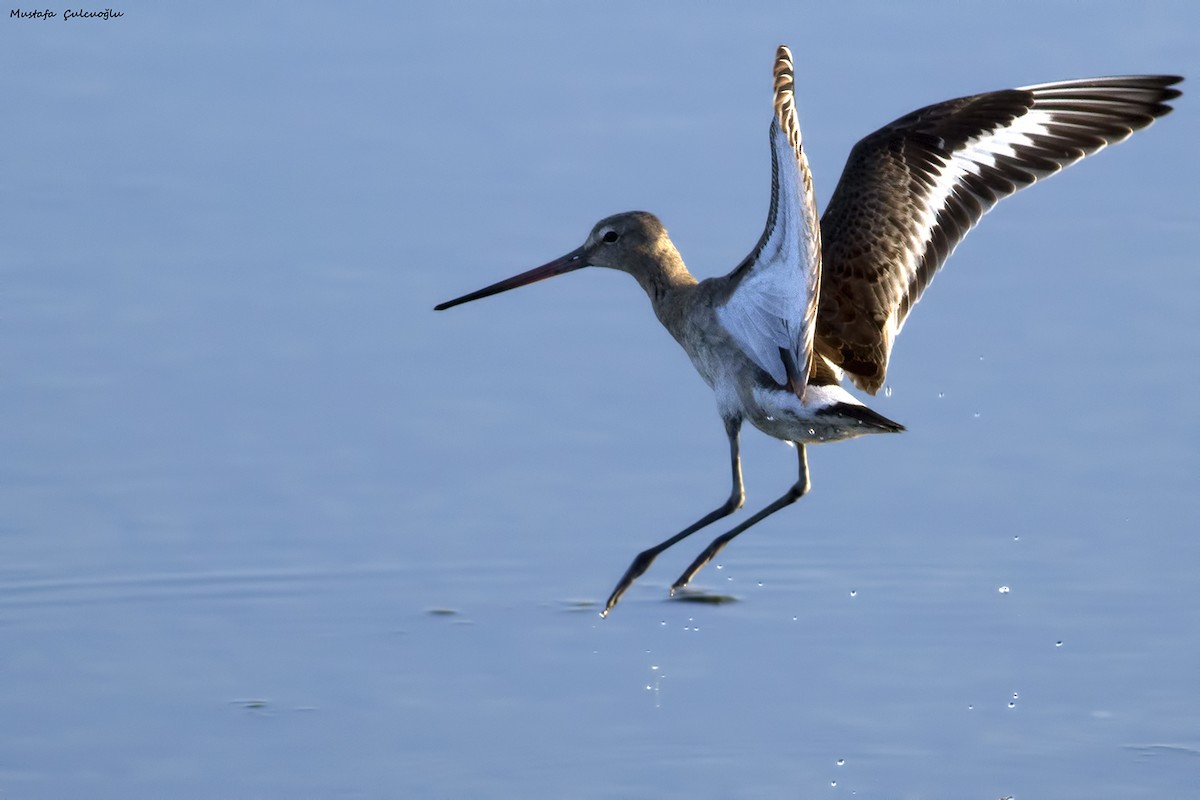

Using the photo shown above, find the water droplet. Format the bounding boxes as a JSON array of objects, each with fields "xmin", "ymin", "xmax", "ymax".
[
  {"xmin": 715, "ymin": 564, "xmax": 723, "ymax": 571},
  {"xmin": 831, "ymin": 781, "xmax": 837, "ymax": 788},
  {"xmin": 757, "ymin": 581, "xmax": 764, "ymax": 588},
  {"xmin": 967, "ymin": 704, "xmax": 974, "ymax": 711},
  {"xmin": 1012, "ymin": 692, "xmax": 1019, "ymax": 700},
  {"xmin": 1013, "ymin": 535, "xmax": 1020, "ymax": 542},
  {"xmin": 766, "ymin": 415, "xmax": 775, "ymax": 422},
  {"xmin": 998, "ymin": 585, "xmax": 1010, "ymax": 594},
  {"xmin": 884, "ymin": 385, "xmax": 893, "ymax": 397},
  {"xmin": 849, "ymin": 589, "xmax": 857, "ymax": 597},
  {"xmin": 836, "ymin": 758, "xmax": 845, "ymax": 767},
  {"xmin": 973, "ymin": 412, "xmax": 981, "ymax": 419},
  {"xmin": 660, "ymin": 620, "xmax": 667, "ymax": 626},
  {"xmin": 792, "ymin": 616, "xmax": 798, "ymax": 622},
  {"xmin": 1055, "ymin": 640, "xmax": 1064, "ymax": 648},
  {"xmin": 1008, "ymin": 701, "xmax": 1016, "ymax": 709},
  {"xmin": 808, "ymin": 427, "xmax": 816, "ymax": 436},
  {"xmin": 651, "ymin": 665, "xmax": 659, "ymax": 671},
  {"xmin": 937, "ymin": 391, "xmax": 945, "ymax": 399}
]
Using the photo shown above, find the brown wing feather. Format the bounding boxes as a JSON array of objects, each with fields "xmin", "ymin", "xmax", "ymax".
[{"xmin": 815, "ymin": 75, "xmax": 1182, "ymax": 394}]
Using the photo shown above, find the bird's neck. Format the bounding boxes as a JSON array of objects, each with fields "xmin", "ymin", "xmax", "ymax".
[{"xmin": 632, "ymin": 241, "xmax": 698, "ymax": 336}]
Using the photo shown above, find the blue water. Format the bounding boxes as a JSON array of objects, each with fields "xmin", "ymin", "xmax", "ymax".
[{"xmin": 4, "ymin": 2, "xmax": 1199, "ymax": 797}]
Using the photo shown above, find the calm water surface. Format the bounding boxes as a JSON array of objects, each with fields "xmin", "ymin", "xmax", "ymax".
[{"xmin": 3, "ymin": 3, "xmax": 1199, "ymax": 798}]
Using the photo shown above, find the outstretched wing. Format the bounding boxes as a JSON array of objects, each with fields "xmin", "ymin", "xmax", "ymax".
[
  {"xmin": 817, "ymin": 74, "xmax": 1182, "ymax": 394},
  {"xmin": 717, "ymin": 45, "xmax": 822, "ymax": 399}
]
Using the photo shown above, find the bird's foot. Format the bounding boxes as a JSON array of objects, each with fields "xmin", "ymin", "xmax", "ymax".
[
  {"xmin": 600, "ymin": 547, "xmax": 660, "ymax": 617},
  {"xmin": 670, "ymin": 543, "xmax": 723, "ymax": 595}
]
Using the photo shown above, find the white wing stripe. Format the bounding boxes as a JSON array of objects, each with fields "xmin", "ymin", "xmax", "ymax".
[{"xmin": 891, "ymin": 98, "xmax": 1138, "ymax": 335}]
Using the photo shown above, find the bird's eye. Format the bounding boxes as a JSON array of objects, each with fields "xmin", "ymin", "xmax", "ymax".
[{"xmin": 602, "ymin": 230, "xmax": 619, "ymax": 243}]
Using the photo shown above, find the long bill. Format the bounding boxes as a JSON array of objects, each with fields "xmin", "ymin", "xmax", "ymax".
[{"xmin": 434, "ymin": 246, "xmax": 589, "ymax": 311}]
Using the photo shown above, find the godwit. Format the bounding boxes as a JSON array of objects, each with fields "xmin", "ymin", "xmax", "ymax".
[{"xmin": 435, "ymin": 46, "xmax": 1181, "ymax": 616}]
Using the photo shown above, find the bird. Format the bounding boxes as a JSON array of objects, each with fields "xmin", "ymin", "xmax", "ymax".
[{"xmin": 434, "ymin": 45, "xmax": 1181, "ymax": 617}]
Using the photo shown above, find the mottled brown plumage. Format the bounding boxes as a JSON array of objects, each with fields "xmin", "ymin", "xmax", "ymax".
[{"xmin": 816, "ymin": 76, "xmax": 1182, "ymax": 393}]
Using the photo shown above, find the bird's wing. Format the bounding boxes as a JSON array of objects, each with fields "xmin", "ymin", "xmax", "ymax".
[
  {"xmin": 816, "ymin": 74, "xmax": 1182, "ymax": 394},
  {"xmin": 717, "ymin": 45, "xmax": 822, "ymax": 399}
]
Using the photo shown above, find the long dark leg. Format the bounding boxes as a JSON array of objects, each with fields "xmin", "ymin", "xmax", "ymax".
[
  {"xmin": 670, "ymin": 443, "xmax": 810, "ymax": 594},
  {"xmin": 601, "ymin": 416, "xmax": 744, "ymax": 617}
]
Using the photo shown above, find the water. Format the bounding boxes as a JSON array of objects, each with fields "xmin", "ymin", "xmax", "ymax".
[{"xmin": 4, "ymin": 2, "xmax": 1199, "ymax": 797}]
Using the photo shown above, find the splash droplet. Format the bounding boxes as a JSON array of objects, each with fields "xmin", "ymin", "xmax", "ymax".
[{"xmin": 998, "ymin": 585, "xmax": 1010, "ymax": 594}]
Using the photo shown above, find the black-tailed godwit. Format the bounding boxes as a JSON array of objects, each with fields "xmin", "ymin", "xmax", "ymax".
[{"xmin": 435, "ymin": 46, "xmax": 1181, "ymax": 616}]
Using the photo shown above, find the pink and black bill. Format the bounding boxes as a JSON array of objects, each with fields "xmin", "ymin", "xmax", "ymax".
[{"xmin": 434, "ymin": 247, "xmax": 589, "ymax": 311}]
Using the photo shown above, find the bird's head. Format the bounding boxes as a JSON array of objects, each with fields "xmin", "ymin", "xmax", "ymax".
[{"xmin": 434, "ymin": 211, "xmax": 677, "ymax": 311}]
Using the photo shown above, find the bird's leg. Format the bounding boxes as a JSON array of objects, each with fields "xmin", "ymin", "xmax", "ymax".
[
  {"xmin": 671, "ymin": 443, "xmax": 810, "ymax": 594},
  {"xmin": 600, "ymin": 416, "xmax": 744, "ymax": 617}
]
